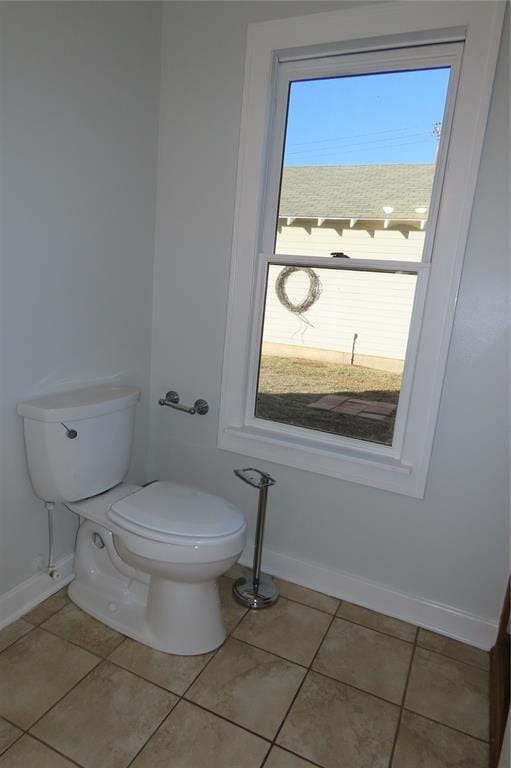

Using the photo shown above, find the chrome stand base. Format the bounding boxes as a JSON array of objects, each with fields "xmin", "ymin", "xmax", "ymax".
[{"xmin": 232, "ymin": 573, "xmax": 280, "ymax": 609}]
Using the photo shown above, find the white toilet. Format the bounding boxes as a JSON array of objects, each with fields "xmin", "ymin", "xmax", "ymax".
[{"xmin": 17, "ymin": 384, "xmax": 247, "ymax": 655}]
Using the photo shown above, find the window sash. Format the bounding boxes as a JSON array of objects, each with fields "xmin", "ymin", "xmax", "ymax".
[
  {"xmin": 260, "ymin": 43, "xmax": 462, "ymax": 263},
  {"xmin": 250, "ymin": 44, "xmax": 461, "ymax": 458},
  {"xmin": 245, "ymin": 254, "xmax": 428, "ymax": 460}
]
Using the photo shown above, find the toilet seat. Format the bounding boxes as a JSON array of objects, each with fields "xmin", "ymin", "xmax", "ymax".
[{"xmin": 107, "ymin": 481, "xmax": 245, "ymax": 546}]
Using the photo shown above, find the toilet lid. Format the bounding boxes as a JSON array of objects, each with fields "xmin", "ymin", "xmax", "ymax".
[{"xmin": 107, "ymin": 481, "xmax": 245, "ymax": 540}]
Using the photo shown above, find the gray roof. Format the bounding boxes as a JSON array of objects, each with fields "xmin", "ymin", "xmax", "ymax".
[{"xmin": 279, "ymin": 164, "xmax": 435, "ymax": 221}]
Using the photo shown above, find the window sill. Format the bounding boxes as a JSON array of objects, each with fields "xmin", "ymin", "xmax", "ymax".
[{"xmin": 218, "ymin": 424, "xmax": 423, "ymax": 498}]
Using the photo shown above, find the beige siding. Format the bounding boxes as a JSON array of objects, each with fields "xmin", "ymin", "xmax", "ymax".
[{"xmin": 263, "ymin": 223, "xmax": 423, "ymax": 365}]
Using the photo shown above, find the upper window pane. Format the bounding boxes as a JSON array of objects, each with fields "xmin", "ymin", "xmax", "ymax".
[{"xmin": 275, "ymin": 68, "xmax": 451, "ymax": 261}]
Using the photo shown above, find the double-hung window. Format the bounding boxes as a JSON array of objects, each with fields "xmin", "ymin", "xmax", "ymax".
[{"xmin": 218, "ymin": 2, "xmax": 504, "ymax": 497}]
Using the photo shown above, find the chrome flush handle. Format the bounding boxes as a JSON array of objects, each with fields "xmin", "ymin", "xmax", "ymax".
[{"xmin": 60, "ymin": 422, "xmax": 78, "ymax": 439}]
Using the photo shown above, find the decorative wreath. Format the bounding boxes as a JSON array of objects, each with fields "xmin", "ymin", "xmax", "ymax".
[{"xmin": 275, "ymin": 266, "xmax": 322, "ymax": 315}]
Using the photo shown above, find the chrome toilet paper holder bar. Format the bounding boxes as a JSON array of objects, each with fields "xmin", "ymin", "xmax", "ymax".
[{"xmin": 158, "ymin": 390, "xmax": 209, "ymax": 416}]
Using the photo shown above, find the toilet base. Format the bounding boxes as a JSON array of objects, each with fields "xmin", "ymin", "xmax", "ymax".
[
  {"xmin": 69, "ymin": 519, "xmax": 228, "ymax": 655},
  {"xmin": 68, "ymin": 578, "xmax": 226, "ymax": 655}
]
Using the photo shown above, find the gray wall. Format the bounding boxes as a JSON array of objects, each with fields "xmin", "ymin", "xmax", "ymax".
[
  {"xmin": 0, "ymin": 1, "xmax": 507, "ymax": 633},
  {"xmin": 149, "ymin": 2, "xmax": 509, "ymax": 624},
  {"xmin": 0, "ymin": 2, "xmax": 161, "ymax": 594}
]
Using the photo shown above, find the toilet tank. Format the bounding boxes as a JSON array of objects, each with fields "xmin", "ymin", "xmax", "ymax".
[{"xmin": 17, "ymin": 384, "xmax": 141, "ymax": 503}]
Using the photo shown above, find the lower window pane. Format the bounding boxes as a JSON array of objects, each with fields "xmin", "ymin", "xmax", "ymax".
[{"xmin": 255, "ymin": 264, "xmax": 417, "ymax": 445}]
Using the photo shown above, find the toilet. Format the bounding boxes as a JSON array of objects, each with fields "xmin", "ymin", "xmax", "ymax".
[{"xmin": 17, "ymin": 384, "xmax": 247, "ymax": 655}]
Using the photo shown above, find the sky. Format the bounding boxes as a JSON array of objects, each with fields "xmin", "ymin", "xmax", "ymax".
[{"xmin": 283, "ymin": 67, "xmax": 451, "ymax": 167}]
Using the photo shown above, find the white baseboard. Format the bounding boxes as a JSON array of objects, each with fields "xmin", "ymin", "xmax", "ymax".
[
  {"xmin": 1, "ymin": 545, "xmax": 497, "ymax": 651},
  {"xmin": 0, "ymin": 554, "xmax": 75, "ymax": 631},
  {"xmin": 240, "ymin": 544, "xmax": 498, "ymax": 651}
]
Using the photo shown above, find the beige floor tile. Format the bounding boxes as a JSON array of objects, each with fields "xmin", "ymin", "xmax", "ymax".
[
  {"xmin": 405, "ymin": 648, "xmax": 489, "ymax": 740},
  {"xmin": 31, "ymin": 661, "xmax": 176, "ymax": 768},
  {"xmin": 265, "ymin": 746, "xmax": 316, "ymax": 767},
  {"xmin": 41, "ymin": 603, "xmax": 124, "ymax": 657},
  {"xmin": 277, "ymin": 671, "xmax": 399, "ymax": 768},
  {"xmin": 0, "ymin": 620, "xmax": 32, "ymax": 653},
  {"xmin": 131, "ymin": 700, "xmax": 269, "ymax": 768},
  {"xmin": 23, "ymin": 589, "xmax": 70, "ymax": 625},
  {"xmin": 225, "ymin": 562, "xmax": 251, "ymax": 581},
  {"xmin": 313, "ymin": 617, "xmax": 413, "ymax": 704},
  {"xmin": 233, "ymin": 597, "xmax": 331, "ymax": 666},
  {"xmin": 0, "ymin": 735, "xmax": 77, "ymax": 768},
  {"xmin": 275, "ymin": 579, "xmax": 339, "ymax": 615},
  {"xmin": 0, "ymin": 719, "xmax": 22, "ymax": 757},
  {"xmin": 187, "ymin": 637, "xmax": 305, "ymax": 739},
  {"xmin": 337, "ymin": 601, "xmax": 416, "ymax": 642},
  {"xmin": 109, "ymin": 637, "xmax": 213, "ymax": 695},
  {"xmin": 417, "ymin": 629, "xmax": 489, "ymax": 670},
  {"xmin": 219, "ymin": 577, "xmax": 247, "ymax": 632},
  {"xmin": 0, "ymin": 628, "xmax": 99, "ymax": 729},
  {"xmin": 392, "ymin": 710, "xmax": 489, "ymax": 768}
]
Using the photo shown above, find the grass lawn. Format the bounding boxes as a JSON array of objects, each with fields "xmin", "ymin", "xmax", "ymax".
[{"xmin": 255, "ymin": 355, "xmax": 402, "ymax": 445}]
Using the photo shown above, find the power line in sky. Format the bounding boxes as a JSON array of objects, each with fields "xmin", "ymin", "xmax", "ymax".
[
  {"xmin": 285, "ymin": 131, "xmax": 430, "ymax": 156},
  {"xmin": 284, "ymin": 124, "xmax": 428, "ymax": 150}
]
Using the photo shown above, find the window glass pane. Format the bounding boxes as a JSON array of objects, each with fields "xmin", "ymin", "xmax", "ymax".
[
  {"xmin": 275, "ymin": 68, "xmax": 450, "ymax": 261},
  {"xmin": 255, "ymin": 264, "xmax": 417, "ymax": 445}
]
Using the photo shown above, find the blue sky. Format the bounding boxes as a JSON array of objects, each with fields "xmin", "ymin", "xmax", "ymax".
[{"xmin": 283, "ymin": 68, "xmax": 451, "ymax": 167}]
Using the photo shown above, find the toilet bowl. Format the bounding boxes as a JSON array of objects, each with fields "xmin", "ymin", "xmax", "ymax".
[
  {"xmin": 67, "ymin": 481, "xmax": 246, "ymax": 654},
  {"xmin": 17, "ymin": 385, "xmax": 247, "ymax": 655}
]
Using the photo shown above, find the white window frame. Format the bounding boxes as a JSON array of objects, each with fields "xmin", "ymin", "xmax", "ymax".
[{"xmin": 218, "ymin": 1, "xmax": 505, "ymax": 498}]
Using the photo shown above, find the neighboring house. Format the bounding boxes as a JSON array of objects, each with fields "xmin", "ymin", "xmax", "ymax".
[{"xmin": 263, "ymin": 164, "xmax": 434, "ymax": 372}]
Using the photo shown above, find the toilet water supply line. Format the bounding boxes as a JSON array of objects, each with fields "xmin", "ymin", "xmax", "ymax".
[{"xmin": 44, "ymin": 501, "xmax": 61, "ymax": 581}]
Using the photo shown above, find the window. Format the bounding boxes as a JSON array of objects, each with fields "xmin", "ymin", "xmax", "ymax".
[
  {"xmin": 255, "ymin": 53, "xmax": 452, "ymax": 449},
  {"xmin": 219, "ymin": 2, "xmax": 504, "ymax": 497}
]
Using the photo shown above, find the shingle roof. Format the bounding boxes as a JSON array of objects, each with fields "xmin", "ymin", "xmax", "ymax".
[{"xmin": 279, "ymin": 164, "xmax": 435, "ymax": 221}]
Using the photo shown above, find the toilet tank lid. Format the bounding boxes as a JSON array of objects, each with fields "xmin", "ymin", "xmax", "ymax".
[
  {"xmin": 17, "ymin": 384, "xmax": 140, "ymax": 422},
  {"xmin": 108, "ymin": 481, "xmax": 245, "ymax": 539}
]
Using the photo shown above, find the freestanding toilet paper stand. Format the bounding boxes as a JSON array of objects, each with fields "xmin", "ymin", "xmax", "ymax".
[{"xmin": 232, "ymin": 467, "xmax": 279, "ymax": 609}]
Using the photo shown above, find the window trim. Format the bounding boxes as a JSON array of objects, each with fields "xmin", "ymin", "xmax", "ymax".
[{"xmin": 218, "ymin": 1, "xmax": 505, "ymax": 498}]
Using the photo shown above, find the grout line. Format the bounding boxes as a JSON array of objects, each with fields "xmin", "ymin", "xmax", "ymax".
[
  {"xmin": 277, "ymin": 596, "xmax": 339, "ymax": 617},
  {"xmin": 26, "ymin": 732, "xmax": 85, "ymax": 768},
  {"xmin": 21, "ymin": 591, "xmax": 70, "ymax": 627},
  {"xmin": 413, "ymin": 642, "xmax": 490, "ymax": 672},
  {"xmin": 401, "ymin": 707, "xmax": 490, "ymax": 745},
  {"xmin": 230, "ymin": 634, "xmax": 309, "ymax": 670},
  {"xmin": 0, "ymin": 713, "xmax": 25, "ymax": 733},
  {"xmin": 180, "ymin": 697, "xmax": 273, "ymax": 744},
  {"xmin": 0, "ymin": 594, "xmax": 71, "ymax": 660},
  {"xmin": 25, "ymin": 654, "xmax": 103, "ymax": 735},
  {"xmin": 26, "ymin": 655, "xmax": 177, "ymax": 768},
  {"xmin": 40, "ymin": 624, "xmax": 125, "ymax": 661},
  {"xmin": 266, "ymin": 607, "xmax": 338, "ymax": 763},
  {"xmin": 120, "ymin": 691, "xmax": 180, "ymax": 768},
  {"xmin": 308, "ymin": 667, "xmax": 406, "ymax": 710},
  {"xmin": 2, "ymin": 583, "xmax": 490, "ymax": 767},
  {"xmin": 13, "ymin": 595, "xmax": 249, "ymax": 768},
  {"xmin": 334, "ymin": 611, "xmax": 416, "ymax": 645},
  {"xmin": 387, "ymin": 625, "xmax": 419, "ymax": 767},
  {"xmin": 0, "ymin": 725, "xmax": 25, "ymax": 758},
  {"xmin": 266, "ymin": 744, "xmax": 324, "ymax": 768},
  {"xmin": 0, "ymin": 625, "xmax": 37, "ymax": 656},
  {"xmin": 124, "ymin": 600, "xmax": 250, "ymax": 768}
]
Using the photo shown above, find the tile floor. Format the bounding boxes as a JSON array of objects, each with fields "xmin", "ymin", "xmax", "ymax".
[{"xmin": 0, "ymin": 567, "xmax": 490, "ymax": 768}]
